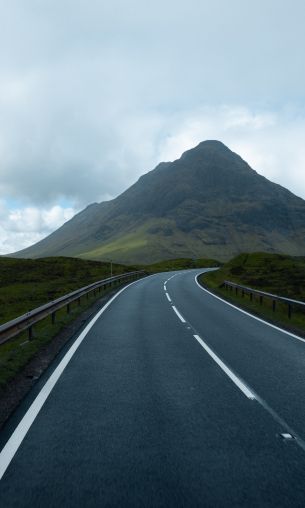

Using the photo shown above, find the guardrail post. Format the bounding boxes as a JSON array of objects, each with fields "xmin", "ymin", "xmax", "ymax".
[
  {"xmin": 259, "ymin": 296, "xmax": 263, "ymax": 305},
  {"xmin": 272, "ymin": 300, "xmax": 276, "ymax": 312},
  {"xmin": 0, "ymin": 270, "xmax": 144, "ymax": 346},
  {"xmin": 235, "ymin": 287, "xmax": 238, "ymax": 295},
  {"xmin": 242, "ymin": 290, "xmax": 244, "ymax": 298},
  {"xmin": 250, "ymin": 292, "xmax": 253, "ymax": 301},
  {"xmin": 288, "ymin": 304, "xmax": 292, "ymax": 319}
]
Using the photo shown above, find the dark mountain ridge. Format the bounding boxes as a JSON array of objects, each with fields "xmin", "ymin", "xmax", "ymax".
[{"xmin": 12, "ymin": 140, "xmax": 305, "ymax": 263}]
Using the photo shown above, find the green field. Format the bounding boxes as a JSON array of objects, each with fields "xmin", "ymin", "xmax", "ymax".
[{"xmin": 200, "ymin": 252, "xmax": 305, "ymax": 335}]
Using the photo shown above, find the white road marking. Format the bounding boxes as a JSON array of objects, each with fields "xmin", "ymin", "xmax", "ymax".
[
  {"xmin": 164, "ymin": 273, "xmax": 178, "ymax": 290},
  {"xmin": 195, "ymin": 275, "xmax": 305, "ymax": 345},
  {"xmin": 166, "ymin": 293, "xmax": 172, "ymax": 302},
  {"xmin": 171, "ymin": 273, "xmax": 305, "ymax": 451},
  {"xmin": 172, "ymin": 305, "xmax": 186, "ymax": 323},
  {"xmin": 280, "ymin": 433, "xmax": 294, "ymax": 439},
  {"xmin": 165, "ymin": 274, "xmax": 177, "ymax": 284},
  {"xmin": 193, "ymin": 334, "xmax": 256, "ymax": 400},
  {"xmin": 0, "ymin": 278, "xmax": 143, "ymax": 481}
]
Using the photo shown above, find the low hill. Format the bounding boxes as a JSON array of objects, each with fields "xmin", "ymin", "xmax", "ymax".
[
  {"xmin": 0, "ymin": 256, "xmax": 134, "ymax": 324},
  {"xmin": 201, "ymin": 252, "xmax": 305, "ymax": 300},
  {"xmin": 142, "ymin": 257, "xmax": 220, "ymax": 273},
  {"xmin": 12, "ymin": 140, "xmax": 305, "ymax": 263}
]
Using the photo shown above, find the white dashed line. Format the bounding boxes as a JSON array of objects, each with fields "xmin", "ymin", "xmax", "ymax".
[
  {"xmin": 172, "ymin": 306, "xmax": 186, "ymax": 323},
  {"xmin": 193, "ymin": 334, "xmax": 256, "ymax": 400},
  {"xmin": 165, "ymin": 293, "xmax": 172, "ymax": 302}
]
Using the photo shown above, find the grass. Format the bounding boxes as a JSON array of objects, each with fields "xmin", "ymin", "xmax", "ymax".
[
  {"xmin": 8, "ymin": 251, "xmax": 303, "ymax": 390},
  {"xmin": 0, "ymin": 256, "xmax": 139, "ymax": 388},
  {"xmin": 79, "ymin": 231, "xmax": 149, "ymax": 261},
  {"xmin": 200, "ymin": 252, "xmax": 305, "ymax": 335},
  {"xmin": 0, "ymin": 256, "xmax": 137, "ymax": 324},
  {"xmin": 0, "ymin": 254, "xmax": 218, "ymax": 388},
  {"xmin": 0, "ymin": 284, "xmax": 120, "ymax": 389},
  {"xmin": 76, "ymin": 217, "xmax": 232, "ymax": 264},
  {"xmin": 142, "ymin": 257, "xmax": 220, "ymax": 273}
]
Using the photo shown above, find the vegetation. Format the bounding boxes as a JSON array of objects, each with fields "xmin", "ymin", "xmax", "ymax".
[
  {"xmin": 200, "ymin": 252, "xmax": 305, "ymax": 335},
  {"xmin": 0, "ymin": 256, "xmax": 136, "ymax": 324},
  {"xmin": 0, "ymin": 256, "xmax": 137, "ymax": 388},
  {"xmin": 142, "ymin": 257, "xmax": 220, "ymax": 273},
  {"xmin": 2, "ymin": 251, "xmax": 305, "ymax": 389},
  {"xmin": 14, "ymin": 141, "xmax": 305, "ymax": 264},
  {"xmin": 0, "ymin": 255, "xmax": 218, "ymax": 388}
]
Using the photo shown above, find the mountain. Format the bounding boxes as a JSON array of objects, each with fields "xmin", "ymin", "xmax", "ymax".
[{"xmin": 12, "ymin": 140, "xmax": 305, "ymax": 263}]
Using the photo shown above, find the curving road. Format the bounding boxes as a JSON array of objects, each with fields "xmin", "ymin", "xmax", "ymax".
[{"xmin": 1, "ymin": 269, "xmax": 305, "ymax": 506}]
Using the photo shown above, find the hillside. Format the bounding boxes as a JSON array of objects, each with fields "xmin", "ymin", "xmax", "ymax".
[
  {"xmin": 201, "ymin": 252, "xmax": 305, "ymax": 300},
  {"xmin": 12, "ymin": 140, "xmax": 305, "ymax": 263}
]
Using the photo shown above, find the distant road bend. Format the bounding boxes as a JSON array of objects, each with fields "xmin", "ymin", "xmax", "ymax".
[{"xmin": 2, "ymin": 269, "xmax": 305, "ymax": 506}]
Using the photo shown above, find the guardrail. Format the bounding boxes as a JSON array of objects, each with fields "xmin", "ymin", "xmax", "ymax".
[
  {"xmin": 223, "ymin": 280, "xmax": 305, "ymax": 319},
  {"xmin": 0, "ymin": 271, "xmax": 145, "ymax": 346}
]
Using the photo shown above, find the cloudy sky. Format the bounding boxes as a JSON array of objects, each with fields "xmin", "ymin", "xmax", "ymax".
[{"xmin": 1, "ymin": 0, "xmax": 305, "ymax": 253}]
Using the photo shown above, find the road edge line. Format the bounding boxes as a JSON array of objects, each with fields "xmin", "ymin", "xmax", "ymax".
[
  {"xmin": 195, "ymin": 274, "xmax": 305, "ymax": 344},
  {"xmin": 0, "ymin": 277, "xmax": 144, "ymax": 480}
]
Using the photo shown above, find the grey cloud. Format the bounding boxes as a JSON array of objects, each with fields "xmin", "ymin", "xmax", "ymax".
[{"xmin": 0, "ymin": 0, "xmax": 305, "ymax": 209}]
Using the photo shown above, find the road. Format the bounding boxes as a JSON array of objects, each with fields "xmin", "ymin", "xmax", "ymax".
[{"xmin": 1, "ymin": 269, "xmax": 305, "ymax": 507}]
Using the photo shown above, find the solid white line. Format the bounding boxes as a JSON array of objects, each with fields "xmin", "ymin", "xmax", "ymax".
[
  {"xmin": 166, "ymin": 292, "xmax": 172, "ymax": 302},
  {"xmin": 193, "ymin": 334, "xmax": 256, "ymax": 400},
  {"xmin": 0, "ymin": 278, "xmax": 142, "ymax": 481},
  {"xmin": 195, "ymin": 275, "xmax": 305, "ymax": 345},
  {"xmin": 172, "ymin": 305, "xmax": 186, "ymax": 323}
]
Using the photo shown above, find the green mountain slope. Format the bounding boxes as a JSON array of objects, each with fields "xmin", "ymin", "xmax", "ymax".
[{"xmin": 12, "ymin": 140, "xmax": 305, "ymax": 263}]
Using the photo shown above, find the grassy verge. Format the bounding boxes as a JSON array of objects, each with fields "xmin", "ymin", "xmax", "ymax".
[
  {"xmin": 0, "ymin": 256, "xmax": 140, "ymax": 389},
  {"xmin": 0, "ymin": 254, "xmax": 221, "ymax": 390},
  {"xmin": 199, "ymin": 252, "xmax": 305, "ymax": 336},
  {"xmin": 0, "ymin": 256, "xmax": 137, "ymax": 324},
  {"xmin": 0, "ymin": 282, "xmax": 123, "ymax": 389}
]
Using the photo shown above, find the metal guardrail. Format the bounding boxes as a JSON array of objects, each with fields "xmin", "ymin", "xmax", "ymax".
[
  {"xmin": 0, "ymin": 271, "xmax": 145, "ymax": 345},
  {"xmin": 223, "ymin": 280, "xmax": 305, "ymax": 319}
]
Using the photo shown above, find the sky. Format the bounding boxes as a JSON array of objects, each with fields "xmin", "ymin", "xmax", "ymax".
[{"xmin": 1, "ymin": 0, "xmax": 305, "ymax": 253}]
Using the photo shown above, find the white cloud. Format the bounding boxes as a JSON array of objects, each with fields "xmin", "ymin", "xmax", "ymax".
[
  {"xmin": 157, "ymin": 106, "xmax": 305, "ymax": 199},
  {"xmin": 0, "ymin": 1, "xmax": 305, "ymax": 253},
  {"xmin": 0, "ymin": 202, "xmax": 75, "ymax": 254}
]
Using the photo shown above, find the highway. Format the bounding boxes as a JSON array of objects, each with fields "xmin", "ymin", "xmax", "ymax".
[{"xmin": 1, "ymin": 269, "xmax": 305, "ymax": 506}]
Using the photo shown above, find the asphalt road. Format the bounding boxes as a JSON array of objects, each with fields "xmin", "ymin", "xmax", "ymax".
[{"xmin": 1, "ymin": 269, "xmax": 305, "ymax": 507}]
